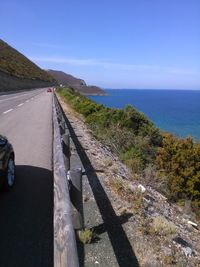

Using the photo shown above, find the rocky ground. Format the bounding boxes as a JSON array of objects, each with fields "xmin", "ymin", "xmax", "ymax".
[{"xmin": 58, "ymin": 95, "xmax": 200, "ymax": 267}]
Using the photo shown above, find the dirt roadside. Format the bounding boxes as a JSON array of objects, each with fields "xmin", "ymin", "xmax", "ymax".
[{"xmin": 58, "ymin": 94, "xmax": 200, "ymax": 267}]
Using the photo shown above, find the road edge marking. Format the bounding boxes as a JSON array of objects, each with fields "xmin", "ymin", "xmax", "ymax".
[{"xmin": 3, "ymin": 109, "xmax": 13, "ymax": 114}]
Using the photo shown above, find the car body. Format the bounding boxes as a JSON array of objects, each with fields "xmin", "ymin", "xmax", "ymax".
[
  {"xmin": 0, "ymin": 135, "xmax": 15, "ymax": 189},
  {"xmin": 47, "ymin": 88, "xmax": 52, "ymax": 93}
]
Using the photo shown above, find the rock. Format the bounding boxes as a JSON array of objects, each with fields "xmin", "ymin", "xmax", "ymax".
[
  {"xmin": 127, "ymin": 202, "xmax": 133, "ymax": 209},
  {"xmin": 129, "ymin": 183, "xmax": 146, "ymax": 193},
  {"xmin": 138, "ymin": 184, "xmax": 146, "ymax": 193},
  {"xmin": 143, "ymin": 194, "xmax": 155, "ymax": 204},
  {"xmin": 83, "ymin": 195, "xmax": 90, "ymax": 202},
  {"xmin": 162, "ymin": 207, "xmax": 172, "ymax": 218},
  {"xmin": 147, "ymin": 206, "xmax": 155, "ymax": 214},
  {"xmin": 187, "ymin": 220, "xmax": 198, "ymax": 230},
  {"xmin": 163, "ymin": 247, "xmax": 172, "ymax": 256},
  {"xmin": 182, "ymin": 246, "xmax": 192, "ymax": 257},
  {"xmin": 173, "ymin": 236, "xmax": 193, "ymax": 257},
  {"xmin": 129, "ymin": 183, "xmax": 137, "ymax": 193},
  {"xmin": 116, "ymin": 204, "xmax": 122, "ymax": 210},
  {"xmin": 173, "ymin": 237, "xmax": 191, "ymax": 248}
]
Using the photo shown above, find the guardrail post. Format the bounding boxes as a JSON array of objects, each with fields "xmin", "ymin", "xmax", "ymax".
[
  {"xmin": 69, "ymin": 168, "xmax": 83, "ymax": 230},
  {"xmin": 57, "ymin": 110, "xmax": 63, "ymax": 123},
  {"xmin": 59, "ymin": 121, "xmax": 66, "ymax": 135},
  {"xmin": 62, "ymin": 133, "xmax": 70, "ymax": 171}
]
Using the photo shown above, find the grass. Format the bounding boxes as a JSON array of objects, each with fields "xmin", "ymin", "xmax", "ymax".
[
  {"xmin": 110, "ymin": 177, "xmax": 145, "ymax": 215},
  {"xmin": 111, "ymin": 178, "xmax": 124, "ymax": 194},
  {"xmin": 103, "ymin": 158, "xmax": 113, "ymax": 167},
  {"xmin": 149, "ymin": 216, "xmax": 176, "ymax": 236},
  {"xmin": 76, "ymin": 229, "xmax": 94, "ymax": 244},
  {"xmin": 133, "ymin": 189, "xmax": 145, "ymax": 213}
]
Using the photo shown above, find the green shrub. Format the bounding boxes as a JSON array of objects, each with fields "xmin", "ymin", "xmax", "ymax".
[
  {"xmin": 156, "ymin": 133, "xmax": 200, "ymax": 211},
  {"xmin": 57, "ymin": 87, "xmax": 161, "ymax": 169}
]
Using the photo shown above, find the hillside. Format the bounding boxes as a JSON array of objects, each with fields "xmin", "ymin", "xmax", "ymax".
[
  {"xmin": 0, "ymin": 40, "xmax": 57, "ymax": 91},
  {"xmin": 57, "ymin": 88, "xmax": 200, "ymax": 266},
  {"xmin": 47, "ymin": 69, "xmax": 106, "ymax": 95}
]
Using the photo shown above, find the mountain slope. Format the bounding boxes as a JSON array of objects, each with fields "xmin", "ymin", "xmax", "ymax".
[
  {"xmin": 0, "ymin": 40, "xmax": 55, "ymax": 82},
  {"xmin": 0, "ymin": 39, "xmax": 58, "ymax": 91},
  {"xmin": 47, "ymin": 69, "xmax": 106, "ymax": 95}
]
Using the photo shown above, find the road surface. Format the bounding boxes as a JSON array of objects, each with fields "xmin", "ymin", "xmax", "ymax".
[{"xmin": 0, "ymin": 88, "xmax": 53, "ymax": 267}]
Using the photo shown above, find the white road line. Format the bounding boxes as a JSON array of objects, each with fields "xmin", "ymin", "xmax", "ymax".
[
  {"xmin": 0, "ymin": 93, "xmax": 31, "ymax": 102},
  {"xmin": 0, "ymin": 96, "xmax": 19, "ymax": 102},
  {"xmin": 25, "ymin": 100, "xmax": 30, "ymax": 103},
  {"xmin": 17, "ymin": 103, "xmax": 24, "ymax": 107},
  {"xmin": 3, "ymin": 109, "xmax": 13, "ymax": 114}
]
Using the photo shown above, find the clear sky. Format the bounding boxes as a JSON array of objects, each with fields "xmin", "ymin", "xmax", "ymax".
[{"xmin": 0, "ymin": 0, "xmax": 199, "ymax": 89}]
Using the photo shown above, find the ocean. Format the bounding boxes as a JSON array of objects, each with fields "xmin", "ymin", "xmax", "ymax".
[{"xmin": 88, "ymin": 89, "xmax": 200, "ymax": 140}]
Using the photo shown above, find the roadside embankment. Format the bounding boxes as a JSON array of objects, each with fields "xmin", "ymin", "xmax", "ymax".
[
  {"xmin": 0, "ymin": 70, "xmax": 54, "ymax": 92},
  {"xmin": 57, "ymin": 88, "xmax": 200, "ymax": 267},
  {"xmin": 57, "ymin": 87, "xmax": 200, "ymax": 217}
]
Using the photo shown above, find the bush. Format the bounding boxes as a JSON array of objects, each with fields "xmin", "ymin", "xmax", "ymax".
[
  {"xmin": 120, "ymin": 148, "xmax": 144, "ymax": 172},
  {"xmin": 156, "ymin": 133, "xmax": 200, "ymax": 211}
]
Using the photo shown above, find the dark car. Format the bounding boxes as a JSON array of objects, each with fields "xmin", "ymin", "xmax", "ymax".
[
  {"xmin": 47, "ymin": 88, "xmax": 52, "ymax": 93},
  {"xmin": 0, "ymin": 135, "xmax": 15, "ymax": 190}
]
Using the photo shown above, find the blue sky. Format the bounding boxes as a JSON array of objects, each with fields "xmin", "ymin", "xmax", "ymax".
[{"xmin": 0, "ymin": 0, "xmax": 199, "ymax": 89}]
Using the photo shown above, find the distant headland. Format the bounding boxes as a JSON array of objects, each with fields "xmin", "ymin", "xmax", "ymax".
[{"xmin": 47, "ymin": 69, "xmax": 106, "ymax": 96}]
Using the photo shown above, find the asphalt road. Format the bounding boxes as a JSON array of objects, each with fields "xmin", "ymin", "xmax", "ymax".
[{"xmin": 0, "ymin": 88, "xmax": 53, "ymax": 267}]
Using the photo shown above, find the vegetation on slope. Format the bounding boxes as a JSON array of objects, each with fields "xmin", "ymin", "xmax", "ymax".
[
  {"xmin": 57, "ymin": 87, "xmax": 162, "ymax": 168},
  {"xmin": 57, "ymin": 87, "xmax": 200, "ymax": 216},
  {"xmin": 0, "ymin": 39, "xmax": 55, "ymax": 82},
  {"xmin": 157, "ymin": 134, "xmax": 200, "ymax": 214}
]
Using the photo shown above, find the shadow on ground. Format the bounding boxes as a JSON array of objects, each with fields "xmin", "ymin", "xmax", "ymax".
[
  {"xmin": 63, "ymin": 110, "xmax": 140, "ymax": 267},
  {"xmin": 0, "ymin": 165, "xmax": 53, "ymax": 267}
]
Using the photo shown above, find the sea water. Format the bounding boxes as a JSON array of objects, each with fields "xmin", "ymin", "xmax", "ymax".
[{"xmin": 88, "ymin": 89, "xmax": 200, "ymax": 140}]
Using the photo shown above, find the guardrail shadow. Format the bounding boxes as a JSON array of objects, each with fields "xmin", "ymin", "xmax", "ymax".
[
  {"xmin": 64, "ymin": 114, "xmax": 140, "ymax": 267},
  {"xmin": 0, "ymin": 165, "xmax": 53, "ymax": 267}
]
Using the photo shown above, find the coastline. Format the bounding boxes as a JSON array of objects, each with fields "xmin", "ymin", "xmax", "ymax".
[
  {"xmin": 88, "ymin": 89, "xmax": 200, "ymax": 140},
  {"xmin": 82, "ymin": 93, "xmax": 108, "ymax": 96}
]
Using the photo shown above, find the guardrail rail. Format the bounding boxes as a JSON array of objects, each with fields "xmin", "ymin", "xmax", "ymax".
[{"xmin": 53, "ymin": 92, "xmax": 82, "ymax": 267}]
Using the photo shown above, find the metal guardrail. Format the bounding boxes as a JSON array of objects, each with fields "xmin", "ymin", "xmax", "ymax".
[{"xmin": 53, "ymin": 92, "xmax": 82, "ymax": 267}]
